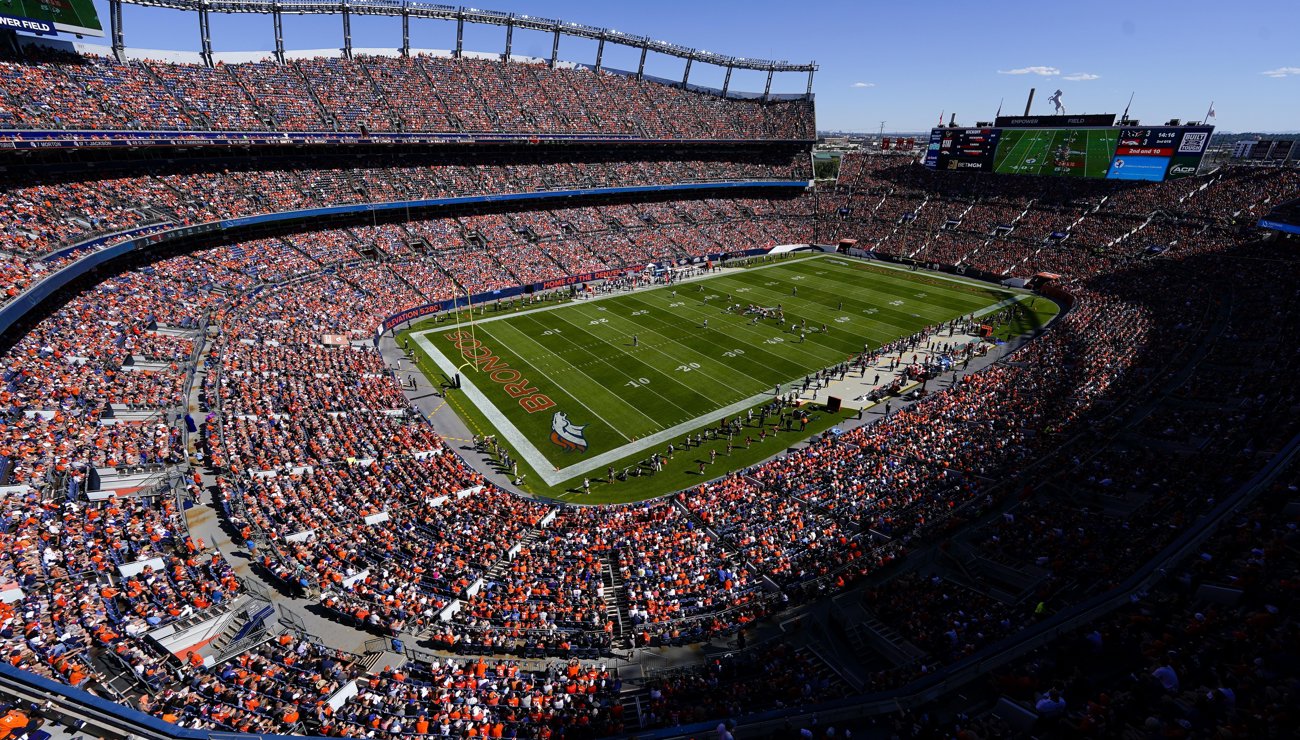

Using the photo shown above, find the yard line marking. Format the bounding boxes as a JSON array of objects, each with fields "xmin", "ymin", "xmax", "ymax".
[
  {"xmin": 779, "ymin": 254, "xmax": 1016, "ymax": 298},
  {"xmin": 715, "ymin": 271, "xmax": 932, "ymax": 327},
  {"xmin": 617, "ymin": 293, "xmax": 831, "ymax": 375},
  {"xmin": 569, "ymin": 301, "xmax": 774, "ymax": 401},
  {"xmin": 833, "ymin": 255, "xmax": 1034, "ymax": 293},
  {"xmin": 407, "ymin": 254, "xmax": 1036, "ymax": 486},
  {"xmin": 476, "ymin": 321, "xmax": 647, "ymax": 438},
  {"xmin": 486, "ymin": 319, "xmax": 653, "ymax": 437},
  {"xmin": 411, "ymin": 330, "xmax": 563, "ymax": 477},
  {"xmin": 541, "ymin": 310, "xmax": 704, "ymax": 419},
  {"xmin": 716, "ymin": 271, "xmax": 954, "ymax": 332},
  {"xmin": 452, "ymin": 255, "xmax": 822, "ymax": 330}
]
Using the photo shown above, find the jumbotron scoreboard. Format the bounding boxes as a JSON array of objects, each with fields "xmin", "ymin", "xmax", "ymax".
[{"xmin": 925, "ymin": 114, "xmax": 1213, "ymax": 182}]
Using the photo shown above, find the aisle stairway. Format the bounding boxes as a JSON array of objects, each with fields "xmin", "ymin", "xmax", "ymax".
[{"xmin": 600, "ymin": 554, "xmax": 633, "ymax": 649}]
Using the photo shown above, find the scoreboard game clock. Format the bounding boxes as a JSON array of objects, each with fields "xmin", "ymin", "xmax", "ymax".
[{"xmin": 1107, "ymin": 126, "xmax": 1213, "ymax": 181}]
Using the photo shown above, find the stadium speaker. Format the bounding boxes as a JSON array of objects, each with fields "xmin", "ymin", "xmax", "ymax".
[{"xmin": 826, "ymin": 396, "xmax": 842, "ymax": 413}]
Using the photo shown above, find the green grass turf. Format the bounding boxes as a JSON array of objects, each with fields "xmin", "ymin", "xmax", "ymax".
[
  {"xmin": 990, "ymin": 296, "xmax": 1059, "ymax": 342},
  {"xmin": 401, "ymin": 255, "xmax": 1055, "ymax": 503},
  {"xmin": 434, "ymin": 380, "xmax": 861, "ymax": 505},
  {"xmin": 993, "ymin": 128, "xmax": 1118, "ymax": 178}
]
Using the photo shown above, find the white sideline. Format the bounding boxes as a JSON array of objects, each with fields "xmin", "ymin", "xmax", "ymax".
[
  {"xmin": 411, "ymin": 254, "xmax": 1033, "ymax": 488},
  {"xmin": 413, "ymin": 329, "xmax": 803, "ymax": 486}
]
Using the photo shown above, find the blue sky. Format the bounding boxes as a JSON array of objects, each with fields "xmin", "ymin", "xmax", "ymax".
[{"xmin": 85, "ymin": 0, "xmax": 1300, "ymax": 132}]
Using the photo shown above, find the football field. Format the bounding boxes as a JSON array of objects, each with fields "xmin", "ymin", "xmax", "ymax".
[
  {"xmin": 406, "ymin": 255, "xmax": 1032, "ymax": 497},
  {"xmin": 993, "ymin": 128, "xmax": 1118, "ymax": 178}
]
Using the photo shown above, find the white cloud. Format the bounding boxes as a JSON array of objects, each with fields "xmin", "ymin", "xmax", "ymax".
[
  {"xmin": 1062, "ymin": 72, "xmax": 1100, "ymax": 81},
  {"xmin": 850, "ymin": 81, "xmax": 876, "ymax": 88},
  {"xmin": 998, "ymin": 66, "xmax": 1060, "ymax": 76},
  {"xmin": 1262, "ymin": 66, "xmax": 1300, "ymax": 78}
]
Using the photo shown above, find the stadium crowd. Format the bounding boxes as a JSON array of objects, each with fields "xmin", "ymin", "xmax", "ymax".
[
  {"xmin": 0, "ymin": 48, "xmax": 814, "ymax": 140},
  {"xmin": 0, "ymin": 151, "xmax": 808, "ymax": 281},
  {"xmin": 823, "ymin": 153, "xmax": 1297, "ymax": 281},
  {"xmin": 1, "ymin": 46, "xmax": 1298, "ymax": 738}
]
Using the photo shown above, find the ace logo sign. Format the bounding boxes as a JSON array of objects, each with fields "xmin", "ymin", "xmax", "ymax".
[{"xmin": 1166, "ymin": 156, "xmax": 1203, "ymax": 179}]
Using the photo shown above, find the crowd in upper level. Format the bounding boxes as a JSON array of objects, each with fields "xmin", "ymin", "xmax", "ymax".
[
  {"xmin": 0, "ymin": 150, "xmax": 808, "ymax": 263},
  {"xmin": 0, "ymin": 47, "xmax": 813, "ymax": 140}
]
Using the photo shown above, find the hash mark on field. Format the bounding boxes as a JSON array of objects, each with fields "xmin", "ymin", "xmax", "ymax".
[{"xmin": 546, "ymin": 311, "xmax": 701, "ymax": 419}]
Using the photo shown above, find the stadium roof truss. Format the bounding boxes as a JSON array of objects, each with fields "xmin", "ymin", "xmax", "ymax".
[{"xmin": 108, "ymin": 0, "xmax": 817, "ymax": 97}]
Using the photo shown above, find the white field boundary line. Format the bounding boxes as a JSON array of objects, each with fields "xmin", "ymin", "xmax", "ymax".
[
  {"xmin": 485, "ymin": 321, "xmax": 645, "ymax": 440},
  {"xmin": 828, "ymin": 254, "xmax": 1034, "ymax": 294},
  {"xmin": 412, "ymin": 255, "xmax": 1034, "ymax": 487},
  {"xmin": 974, "ymin": 293, "xmax": 1034, "ymax": 318},
  {"xmin": 415, "ymin": 327, "xmax": 812, "ymax": 486},
  {"xmin": 542, "ymin": 309, "xmax": 706, "ymax": 420},
  {"xmin": 456, "ymin": 253, "xmax": 1022, "ymax": 340},
  {"xmin": 448, "ymin": 254, "xmax": 821, "ymax": 330},
  {"xmin": 467, "ymin": 252, "xmax": 1013, "ymax": 358}
]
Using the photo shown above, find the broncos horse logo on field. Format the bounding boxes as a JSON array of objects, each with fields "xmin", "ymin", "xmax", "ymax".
[{"xmin": 549, "ymin": 411, "xmax": 588, "ymax": 452}]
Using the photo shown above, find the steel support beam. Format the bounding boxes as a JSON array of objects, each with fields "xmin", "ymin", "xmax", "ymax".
[
  {"xmin": 721, "ymin": 65, "xmax": 732, "ymax": 97},
  {"xmin": 273, "ymin": 5, "xmax": 285, "ymax": 63},
  {"xmin": 93, "ymin": 1, "xmax": 818, "ymax": 74},
  {"xmin": 94, "ymin": 1, "xmax": 819, "ymax": 76},
  {"xmin": 594, "ymin": 37, "xmax": 604, "ymax": 72},
  {"xmin": 549, "ymin": 28, "xmax": 559, "ymax": 68},
  {"xmin": 503, "ymin": 19, "xmax": 512, "ymax": 61},
  {"xmin": 400, "ymin": 7, "xmax": 409, "ymax": 57},
  {"xmin": 682, "ymin": 56, "xmax": 692, "ymax": 86},
  {"xmin": 637, "ymin": 44, "xmax": 647, "ymax": 79},
  {"xmin": 341, "ymin": 3, "xmax": 352, "ymax": 59},
  {"xmin": 763, "ymin": 67, "xmax": 774, "ymax": 100},
  {"xmin": 109, "ymin": 0, "xmax": 125, "ymax": 61},
  {"xmin": 198, "ymin": 2, "xmax": 213, "ymax": 68},
  {"xmin": 806, "ymin": 67, "xmax": 814, "ymax": 98}
]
